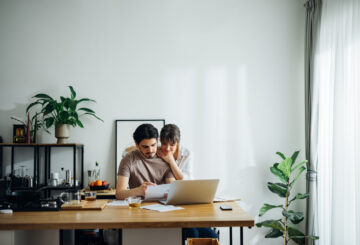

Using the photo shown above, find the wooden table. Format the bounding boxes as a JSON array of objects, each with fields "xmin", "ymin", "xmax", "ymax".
[{"xmin": 0, "ymin": 201, "xmax": 254, "ymax": 245}]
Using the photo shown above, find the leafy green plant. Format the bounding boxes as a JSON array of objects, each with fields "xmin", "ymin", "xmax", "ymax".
[
  {"xmin": 256, "ymin": 151, "xmax": 319, "ymax": 244},
  {"xmin": 26, "ymin": 86, "xmax": 103, "ymax": 129}
]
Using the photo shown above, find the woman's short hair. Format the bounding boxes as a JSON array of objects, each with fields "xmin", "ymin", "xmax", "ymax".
[{"xmin": 160, "ymin": 124, "xmax": 181, "ymax": 145}]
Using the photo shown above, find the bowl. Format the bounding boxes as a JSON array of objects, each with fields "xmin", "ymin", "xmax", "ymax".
[{"xmin": 90, "ymin": 184, "xmax": 109, "ymax": 191}]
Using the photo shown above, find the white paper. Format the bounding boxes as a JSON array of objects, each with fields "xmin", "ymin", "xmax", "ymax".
[
  {"xmin": 141, "ymin": 204, "xmax": 184, "ymax": 212},
  {"xmin": 144, "ymin": 184, "xmax": 170, "ymax": 201},
  {"xmin": 106, "ymin": 200, "xmax": 128, "ymax": 206},
  {"xmin": 213, "ymin": 195, "xmax": 241, "ymax": 202}
]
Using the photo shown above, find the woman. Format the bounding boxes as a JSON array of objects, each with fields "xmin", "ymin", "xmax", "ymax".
[
  {"xmin": 157, "ymin": 124, "xmax": 218, "ymax": 240},
  {"xmin": 157, "ymin": 124, "xmax": 193, "ymax": 180}
]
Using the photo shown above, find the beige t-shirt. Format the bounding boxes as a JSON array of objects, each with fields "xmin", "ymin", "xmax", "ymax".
[{"xmin": 118, "ymin": 150, "xmax": 174, "ymax": 189}]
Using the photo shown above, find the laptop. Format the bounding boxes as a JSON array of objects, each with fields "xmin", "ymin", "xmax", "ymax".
[{"xmin": 160, "ymin": 179, "xmax": 219, "ymax": 205}]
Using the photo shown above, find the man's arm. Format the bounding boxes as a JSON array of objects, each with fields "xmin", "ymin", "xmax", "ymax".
[
  {"xmin": 115, "ymin": 175, "xmax": 156, "ymax": 200},
  {"xmin": 165, "ymin": 177, "xmax": 176, "ymax": 184}
]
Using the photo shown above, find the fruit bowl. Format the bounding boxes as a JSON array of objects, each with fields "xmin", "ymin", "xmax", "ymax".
[{"xmin": 90, "ymin": 184, "xmax": 109, "ymax": 191}]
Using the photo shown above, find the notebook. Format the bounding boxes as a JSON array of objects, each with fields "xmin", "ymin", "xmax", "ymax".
[{"xmin": 160, "ymin": 179, "xmax": 219, "ymax": 205}]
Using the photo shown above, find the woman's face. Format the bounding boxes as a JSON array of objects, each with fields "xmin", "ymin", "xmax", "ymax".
[{"xmin": 160, "ymin": 140, "xmax": 178, "ymax": 155}]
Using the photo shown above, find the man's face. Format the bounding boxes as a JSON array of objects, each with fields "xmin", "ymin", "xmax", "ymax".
[
  {"xmin": 160, "ymin": 140, "xmax": 178, "ymax": 155},
  {"xmin": 137, "ymin": 138, "xmax": 158, "ymax": 158}
]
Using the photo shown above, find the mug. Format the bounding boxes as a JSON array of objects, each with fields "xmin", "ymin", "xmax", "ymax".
[{"xmin": 59, "ymin": 191, "xmax": 80, "ymax": 205}]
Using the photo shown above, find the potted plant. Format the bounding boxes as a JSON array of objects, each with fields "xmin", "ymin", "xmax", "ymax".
[
  {"xmin": 256, "ymin": 151, "xmax": 319, "ymax": 244},
  {"xmin": 26, "ymin": 86, "xmax": 103, "ymax": 143}
]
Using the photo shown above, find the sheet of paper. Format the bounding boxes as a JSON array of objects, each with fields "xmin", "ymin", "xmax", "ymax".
[
  {"xmin": 144, "ymin": 184, "xmax": 170, "ymax": 201},
  {"xmin": 141, "ymin": 204, "xmax": 184, "ymax": 212},
  {"xmin": 106, "ymin": 200, "xmax": 128, "ymax": 206},
  {"xmin": 213, "ymin": 195, "xmax": 241, "ymax": 202}
]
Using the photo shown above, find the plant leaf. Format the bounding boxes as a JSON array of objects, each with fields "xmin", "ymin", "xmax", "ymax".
[
  {"xmin": 77, "ymin": 98, "xmax": 96, "ymax": 104},
  {"xmin": 277, "ymin": 158, "xmax": 292, "ymax": 178},
  {"xmin": 69, "ymin": 86, "xmax": 76, "ymax": 99},
  {"xmin": 270, "ymin": 163, "xmax": 288, "ymax": 184},
  {"xmin": 290, "ymin": 150, "xmax": 300, "ymax": 167},
  {"xmin": 26, "ymin": 101, "xmax": 41, "ymax": 112},
  {"xmin": 33, "ymin": 93, "xmax": 53, "ymax": 100},
  {"xmin": 79, "ymin": 107, "xmax": 95, "ymax": 113},
  {"xmin": 265, "ymin": 229, "xmax": 283, "ymax": 238},
  {"xmin": 289, "ymin": 193, "xmax": 310, "ymax": 205},
  {"xmin": 290, "ymin": 166, "xmax": 306, "ymax": 188},
  {"xmin": 276, "ymin": 152, "xmax": 286, "ymax": 160},
  {"xmin": 291, "ymin": 160, "xmax": 307, "ymax": 173},
  {"xmin": 255, "ymin": 219, "xmax": 284, "ymax": 231},
  {"xmin": 76, "ymin": 120, "xmax": 84, "ymax": 128},
  {"xmin": 45, "ymin": 117, "xmax": 54, "ymax": 128},
  {"xmin": 288, "ymin": 225, "xmax": 305, "ymax": 244},
  {"xmin": 267, "ymin": 182, "xmax": 288, "ymax": 198},
  {"xmin": 259, "ymin": 203, "xmax": 283, "ymax": 216},
  {"xmin": 282, "ymin": 210, "xmax": 304, "ymax": 224},
  {"xmin": 83, "ymin": 113, "xmax": 104, "ymax": 122}
]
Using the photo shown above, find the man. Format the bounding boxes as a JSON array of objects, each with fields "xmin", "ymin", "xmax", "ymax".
[{"xmin": 116, "ymin": 123, "xmax": 175, "ymax": 200}]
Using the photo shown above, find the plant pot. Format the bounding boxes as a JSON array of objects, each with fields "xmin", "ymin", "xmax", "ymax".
[{"xmin": 55, "ymin": 124, "xmax": 71, "ymax": 144}]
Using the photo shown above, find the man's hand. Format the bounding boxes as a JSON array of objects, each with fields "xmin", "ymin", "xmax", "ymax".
[
  {"xmin": 138, "ymin": 182, "xmax": 156, "ymax": 196},
  {"xmin": 157, "ymin": 148, "xmax": 175, "ymax": 165}
]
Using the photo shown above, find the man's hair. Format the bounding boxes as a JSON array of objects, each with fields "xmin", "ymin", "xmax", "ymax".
[
  {"xmin": 160, "ymin": 124, "xmax": 181, "ymax": 145},
  {"xmin": 133, "ymin": 124, "xmax": 159, "ymax": 145}
]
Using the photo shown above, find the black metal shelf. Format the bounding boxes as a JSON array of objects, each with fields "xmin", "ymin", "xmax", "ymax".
[{"xmin": 0, "ymin": 143, "xmax": 84, "ymax": 197}]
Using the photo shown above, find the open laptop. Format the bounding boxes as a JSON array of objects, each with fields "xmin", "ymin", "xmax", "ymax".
[{"xmin": 160, "ymin": 179, "xmax": 219, "ymax": 205}]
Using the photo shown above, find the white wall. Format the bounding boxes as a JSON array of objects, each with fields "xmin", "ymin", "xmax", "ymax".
[{"xmin": 0, "ymin": 0, "xmax": 306, "ymax": 244}]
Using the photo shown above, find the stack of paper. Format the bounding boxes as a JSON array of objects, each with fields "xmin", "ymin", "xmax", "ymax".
[
  {"xmin": 144, "ymin": 184, "xmax": 170, "ymax": 201},
  {"xmin": 141, "ymin": 204, "xmax": 184, "ymax": 212},
  {"xmin": 106, "ymin": 200, "xmax": 128, "ymax": 206}
]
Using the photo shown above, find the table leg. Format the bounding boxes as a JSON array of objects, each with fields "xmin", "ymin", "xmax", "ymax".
[
  {"xmin": 229, "ymin": 227, "xmax": 232, "ymax": 245},
  {"xmin": 240, "ymin": 227, "xmax": 243, "ymax": 245}
]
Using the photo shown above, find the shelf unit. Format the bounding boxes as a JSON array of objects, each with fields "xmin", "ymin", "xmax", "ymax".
[{"xmin": 0, "ymin": 143, "xmax": 84, "ymax": 194}]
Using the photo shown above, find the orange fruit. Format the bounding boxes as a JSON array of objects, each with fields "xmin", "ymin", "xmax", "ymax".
[
  {"xmin": 90, "ymin": 182, "xmax": 95, "ymax": 187},
  {"xmin": 96, "ymin": 179, "xmax": 102, "ymax": 186}
]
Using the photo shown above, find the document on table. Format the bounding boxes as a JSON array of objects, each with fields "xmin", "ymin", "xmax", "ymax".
[
  {"xmin": 141, "ymin": 204, "xmax": 184, "ymax": 212},
  {"xmin": 144, "ymin": 184, "xmax": 170, "ymax": 201},
  {"xmin": 213, "ymin": 195, "xmax": 241, "ymax": 202},
  {"xmin": 106, "ymin": 200, "xmax": 128, "ymax": 206}
]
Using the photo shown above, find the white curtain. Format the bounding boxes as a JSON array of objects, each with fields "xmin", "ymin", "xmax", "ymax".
[{"xmin": 314, "ymin": 0, "xmax": 360, "ymax": 244}]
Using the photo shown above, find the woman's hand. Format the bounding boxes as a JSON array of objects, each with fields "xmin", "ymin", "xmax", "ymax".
[{"xmin": 157, "ymin": 148, "xmax": 175, "ymax": 165}]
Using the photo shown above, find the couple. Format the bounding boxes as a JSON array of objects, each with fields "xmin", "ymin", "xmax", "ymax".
[
  {"xmin": 116, "ymin": 123, "xmax": 191, "ymax": 199},
  {"xmin": 115, "ymin": 123, "xmax": 218, "ymax": 240}
]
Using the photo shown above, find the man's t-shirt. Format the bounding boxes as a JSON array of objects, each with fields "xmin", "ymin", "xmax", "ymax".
[{"xmin": 118, "ymin": 150, "xmax": 174, "ymax": 188}]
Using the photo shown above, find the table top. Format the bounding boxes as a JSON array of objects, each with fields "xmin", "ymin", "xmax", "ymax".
[{"xmin": 0, "ymin": 201, "xmax": 254, "ymax": 230}]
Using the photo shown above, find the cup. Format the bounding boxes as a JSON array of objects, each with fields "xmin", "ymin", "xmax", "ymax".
[
  {"xmin": 126, "ymin": 196, "xmax": 142, "ymax": 209},
  {"xmin": 59, "ymin": 191, "xmax": 81, "ymax": 205},
  {"xmin": 84, "ymin": 191, "xmax": 97, "ymax": 201}
]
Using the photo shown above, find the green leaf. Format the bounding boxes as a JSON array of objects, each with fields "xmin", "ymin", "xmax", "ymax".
[
  {"xmin": 276, "ymin": 152, "xmax": 286, "ymax": 160},
  {"xmin": 288, "ymin": 225, "xmax": 305, "ymax": 244},
  {"xmin": 270, "ymin": 163, "xmax": 288, "ymax": 184},
  {"xmin": 45, "ymin": 117, "xmax": 54, "ymax": 128},
  {"xmin": 277, "ymin": 158, "xmax": 292, "ymax": 178},
  {"xmin": 306, "ymin": 235, "xmax": 319, "ymax": 240},
  {"xmin": 290, "ymin": 150, "xmax": 300, "ymax": 167},
  {"xmin": 255, "ymin": 219, "xmax": 284, "ymax": 231},
  {"xmin": 43, "ymin": 103, "xmax": 54, "ymax": 115},
  {"xmin": 83, "ymin": 113, "xmax": 104, "ymax": 122},
  {"xmin": 291, "ymin": 160, "xmax": 307, "ymax": 173},
  {"xmin": 77, "ymin": 98, "xmax": 96, "ymax": 104},
  {"xmin": 267, "ymin": 182, "xmax": 288, "ymax": 198},
  {"xmin": 259, "ymin": 203, "xmax": 283, "ymax": 216},
  {"xmin": 33, "ymin": 93, "xmax": 53, "ymax": 100},
  {"xmin": 79, "ymin": 107, "xmax": 95, "ymax": 113},
  {"xmin": 69, "ymin": 86, "xmax": 76, "ymax": 99},
  {"xmin": 282, "ymin": 210, "xmax": 304, "ymax": 224},
  {"xmin": 265, "ymin": 229, "xmax": 283, "ymax": 238},
  {"xmin": 76, "ymin": 120, "xmax": 84, "ymax": 128},
  {"xmin": 289, "ymin": 193, "xmax": 310, "ymax": 205},
  {"xmin": 26, "ymin": 101, "xmax": 41, "ymax": 112},
  {"xmin": 290, "ymin": 166, "xmax": 306, "ymax": 188}
]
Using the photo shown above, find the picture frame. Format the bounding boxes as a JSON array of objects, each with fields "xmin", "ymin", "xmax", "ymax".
[
  {"xmin": 13, "ymin": 124, "xmax": 26, "ymax": 143},
  {"xmin": 115, "ymin": 119, "xmax": 165, "ymax": 185}
]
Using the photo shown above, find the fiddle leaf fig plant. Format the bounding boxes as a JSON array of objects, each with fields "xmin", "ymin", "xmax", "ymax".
[
  {"xmin": 256, "ymin": 151, "xmax": 319, "ymax": 244},
  {"xmin": 26, "ymin": 86, "xmax": 103, "ymax": 130}
]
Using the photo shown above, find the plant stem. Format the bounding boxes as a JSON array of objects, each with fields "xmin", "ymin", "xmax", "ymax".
[{"xmin": 283, "ymin": 185, "xmax": 289, "ymax": 245}]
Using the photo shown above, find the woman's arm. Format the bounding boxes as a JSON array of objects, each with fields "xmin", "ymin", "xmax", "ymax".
[{"xmin": 157, "ymin": 149, "xmax": 184, "ymax": 180}]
